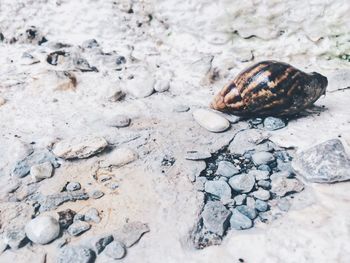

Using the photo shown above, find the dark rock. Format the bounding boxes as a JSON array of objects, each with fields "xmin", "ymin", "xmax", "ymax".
[
  {"xmin": 88, "ymin": 235, "xmax": 113, "ymax": 254},
  {"xmin": 292, "ymin": 139, "xmax": 350, "ymax": 183},
  {"xmin": 201, "ymin": 201, "xmax": 231, "ymax": 236},
  {"xmin": 58, "ymin": 209, "xmax": 76, "ymax": 229}
]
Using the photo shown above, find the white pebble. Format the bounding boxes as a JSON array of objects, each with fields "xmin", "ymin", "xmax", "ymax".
[
  {"xmin": 193, "ymin": 109, "xmax": 230, "ymax": 133},
  {"xmin": 25, "ymin": 216, "xmax": 60, "ymax": 244}
]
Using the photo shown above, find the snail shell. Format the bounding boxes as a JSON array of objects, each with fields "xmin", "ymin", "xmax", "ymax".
[{"xmin": 210, "ymin": 60, "xmax": 328, "ymax": 116}]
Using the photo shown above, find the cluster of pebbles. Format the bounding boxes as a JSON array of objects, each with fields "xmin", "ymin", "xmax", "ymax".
[{"xmin": 190, "ymin": 129, "xmax": 305, "ymax": 249}]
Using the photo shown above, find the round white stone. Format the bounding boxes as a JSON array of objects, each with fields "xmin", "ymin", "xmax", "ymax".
[
  {"xmin": 193, "ymin": 109, "xmax": 230, "ymax": 133},
  {"xmin": 25, "ymin": 216, "xmax": 60, "ymax": 244}
]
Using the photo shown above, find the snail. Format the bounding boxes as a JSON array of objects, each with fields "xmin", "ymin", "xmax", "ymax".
[{"xmin": 210, "ymin": 60, "xmax": 328, "ymax": 116}]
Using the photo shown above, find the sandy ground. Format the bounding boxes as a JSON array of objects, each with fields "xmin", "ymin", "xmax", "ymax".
[{"xmin": 0, "ymin": 0, "xmax": 350, "ymax": 262}]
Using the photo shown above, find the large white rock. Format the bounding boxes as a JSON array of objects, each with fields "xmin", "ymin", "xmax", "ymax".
[
  {"xmin": 30, "ymin": 161, "xmax": 53, "ymax": 182},
  {"xmin": 53, "ymin": 136, "xmax": 108, "ymax": 159},
  {"xmin": 193, "ymin": 109, "xmax": 230, "ymax": 133},
  {"xmin": 25, "ymin": 216, "xmax": 60, "ymax": 244}
]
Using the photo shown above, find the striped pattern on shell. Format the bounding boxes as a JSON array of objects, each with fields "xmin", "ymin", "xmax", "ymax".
[{"xmin": 210, "ymin": 61, "xmax": 328, "ymax": 117}]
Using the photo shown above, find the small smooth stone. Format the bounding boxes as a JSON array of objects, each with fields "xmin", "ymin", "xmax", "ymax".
[
  {"xmin": 233, "ymin": 194, "xmax": 246, "ymax": 205},
  {"xmin": 258, "ymin": 164, "xmax": 272, "ymax": 172},
  {"xmin": 251, "ymin": 189, "xmax": 271, "ymax": 201},
  {"xmin": 193, "ymin": 109, "xmax": 230, "ymax": 133},
  {"xmin": 230, "ymin": 209, "xmax": 252, "ymax": 230},
  {"xmin": 154, "ymin": 79, "xmax": 170, "ymax": 92},
  {"xmin": 84, "ymin": 208, "xmax": 100, "ymax": 223},
  {"xmin": 104, "ymin": 240, "xmax": 126, "ymax": 259},
  {"xmin": 257, "ymin": 180, "xmax": 271, "ymax": 189},
  {"xmin": 25, "ymin": 216, "xmax": 60, "ymax": 244},
  {"xmin": 216, "ymin": 161, "xmax": 240, "ymax": 177},
  {"xmin": 264, "ymin": 117, "xmax": 286, "ymax": 130},
  {"xmin": 248, "ymin": 170, "xmax": 270, "ymax": 181},
  {"xmin": 67, "ymin": 221, "xmax": 91, "ymax": 236},
  {"xmin": 185, "ymin": 150, "xmax": 211, "ymax": 160},
  {"xmin": 271, "ymin": 177, "xmax": 304, "ymax": 197},
  {"xmin": 53, "ymin": 136, "xmax": 108, "ymax": 159},
  {"xmin": 108, "ymin": 115, "xmax": 131, "ymax": 128},
  {"xmin": 57, "ymin": 246, "xmax": 95, "ymax": 263},
  {"xmin": 292, "ymin": 139, "xmax": 350, "ymax": 183},
  {"xmin": 252, "ymin": 152, "xmax": 275, "ymax": 166},
  {"xmin": 255, "ymin": 200, "xmax": 269, "ymax": 212},
  {"xmin": 228, "ymin": 173, "xmax": 255, "ymax": 193},
  {"xmin": 66, "ymin": 182, "xmax": 81, "ymax": 191},
  {"xmin": 90, "ymin": 190, "xmax": 104, "ymax": 199},
  {"xmin": 0, "ymin": 97, "xmax": 6, "ymax": 106},
  {"xmin": 4, "ymin": 229, "xmax": 26, "ymax": 249},
  {"xmin": 236, "ymin": 205, "xmax": 257, "ymax": 220},
  {"xmin": 204, "ymin": 180, "xmax": 232, "ymax": 200},
  {"xmin": 201, "ymin": 201, "xmax": 231, "ymax": 236},
  {"xmin": 126, "ymin": 75, "xmax": 155, "ymax": 98},
  {"xmin": 173, "ymin": 104, "xmax": 190, "ymax": 112},
  {"xmin": 277, "ymin": 198, "xmax": 291, "ymax": 212},
  {"xmin": 30, "ymin": 161, "xmax": 53, "ymax": 182}
]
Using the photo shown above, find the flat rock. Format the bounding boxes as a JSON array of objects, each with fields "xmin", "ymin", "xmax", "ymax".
[
  {"xmin": 25, "ymin": 216, "xmax": 60, "ymax": 244},
  {"xmin": 108, "ymin": 115, "xmax": 131, "ymax": 128},
  {"xmin": 216, "ymin": 161, "xmax": 240, "ymax": 177},
  {"xmin": 228, "ymin": 173, "xmax": 255, "ymax": 193},
  {"xmin": 68, "ymin": 221, "xmax": 91, "ymax": 236},
  {"xmin": 252, "ymin": 151, "xmax": 275, "ymax": 166},
  {"xmin": 53, "ymin": 136, "xmax": 108, "ymax": 159},
  {"xmin": 230, "ymin": 209, "xmax": 252, "ymax": 230},
  {"xmin": 201, "ymin": 201, "xmax": 231, "ymax": 236},
  {"xmin": 263, "ymin": 117, "xmax": 286, "ymax": 130},
  {"xmin": 100, "ymin": 147, "xmax": 138, "ymax": 167},
  {"xmin": 103, "ymin": 240, "xmax": 126, "ymax": 259},
  {"xmin": 292, "ymin": 139, "xmax": 350, "ymax": 183},
  {"xmin": 57, "ymin": 246, "xmax": 95, "ymax": 263},
  {"xmin": 4, "ymin": 228, "xmax": 27, "ymax": 249},
  {"xmin": 30, "ymin": 161, "xmax": 53, "ymax": 182},
  {"xmin": 58, "ymin": 209, "xmax": 76, "ymax": 229},
  {"xmin": 114, "ymin": 221, "xmax": 149, "ymax": 248},
  {"xmin": 184, "ymin": 150, "xmax": 211, "ymax": 160},
  {"xmin": 271, "ymin": 177, "xmax": 304, "ymax": 197},
  {"xmin": 229, "ymin": 129, "xmax": 270, "ymax": 155},
  {"xmin": 204, "ymin": 180, "xmax": 232, "ymax": 200},
  {"xmin": 193, "ymin": 109, "xmax": 230, "ymax": 133}
]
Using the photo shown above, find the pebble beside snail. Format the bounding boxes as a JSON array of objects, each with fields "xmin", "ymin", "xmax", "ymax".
[{"xmin": 210, "ymin": 61, "xmax": 328, "ymax": 116}]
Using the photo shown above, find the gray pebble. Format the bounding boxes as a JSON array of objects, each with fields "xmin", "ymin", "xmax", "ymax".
[
  {"xmin": 257, "ymin": 180, "xmax": 271, "ymax": 189},
  {"xmin": 236, "ymin": 205, "xmax": 258, "ymax": 220},
  {"xmin": 246, "ymin": 197, "xmax": 255, "ymax": 208},
  {"xmin": 57, "ymin": 246, "xmax": 95, "ymax": 263},
  {"xmin": 90, "ymin": 190, "xmax": 104, "ymax": 199},
  {"xmin": 255, "ymin": 200, "xmax": 269, "ymax": 212},
  {"xmin": 233, "ymin": 194, "xmax": 246, "ymax": 206},
  {"xmin": 252, "ymin": 152, "xmax": 275, "ymax": 166},
  {"xmin": 271, "ymin": 177, "xmax": 304, "ymax": 197},
  {"xmin": 104, "ymin": 240, "xmax": 126, "ymax": 260},
  {"xmin": 228, "ymin": 173, "xmax": 255, "ymax": 193},
  {"xmin": 201, "ymin": 201, "xmax": 231, "ymax": 236},
  {"xmin": 258, "ymin": 164, "xmax": 272, "ymax": 172},
  {"xmin": 230, "ymin": 209, "xmax": 253, "ymax": 230},
  {"xmin": 216, "ymin": 161, "xmax": 240, "ymax": 177},
  {"xmin": 68, "ymin": 221, "xmax": 91, "ymax": 236},
  {"xmin": 205, "ymin": 180, "xmax": 232, "ymax": 200},
  {"xmin": 264, "ymin": 117, "xmax": 286, "ymax": 131},
  {"xmin": 84, "ymin": 208, "xmax": 101, "ymax": 223},
  {"xmin": 251, "ymin": 189, "xmax": 271, "ymax": 201},
  {"xmin": 66, "ymin": 182, "xmax": 81, "ymax": 191},
  {"xmin": 249, "ymin": 170, "xmax": 270, "ymax": 181}
]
